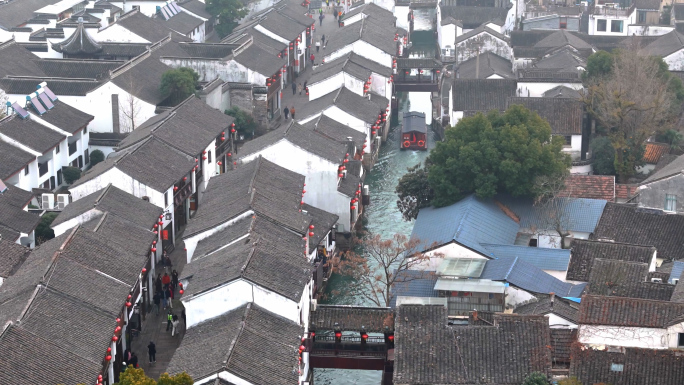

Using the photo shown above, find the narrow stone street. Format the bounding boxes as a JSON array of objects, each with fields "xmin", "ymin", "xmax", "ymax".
[
  {"xmin": 130, "ymin": 242, "xmax": 189, "ymax": 380},
  {"xmin": 279, "ymin": 4, "xmax": 341, "ymax": 120}
]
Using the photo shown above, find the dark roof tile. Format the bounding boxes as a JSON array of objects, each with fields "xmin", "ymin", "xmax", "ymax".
[
  {"xmin": 0, "ymin": 115, "xmax": 66, "ymax": 154},
  {"xmin": 0, "ymin": 239, "xmax": 30, "ymax": 278},
  {"xmin": 578, "ymin": 295, "xmax": 684, "ymax": 327},
  {"xmin": 585, "ymin": 259, "xmax": 675, "ymax": 300},
  {"xmin": 568, "ymin": 239, "xmax": 655, "ymax": 282},
  {"xmin": 514, "ymin": 294, "xmax": 579, "ymax": 324},
  {"xmin": 310, "ymin": 305, "xmax": 394, "ymax": 332},
  {"xmin": 452, "ymin": 79, "xmax": 517, "ymax": 112},
  {"xmin": 0, "ymin": 139, "xmax": 35, "ymax": 180}
]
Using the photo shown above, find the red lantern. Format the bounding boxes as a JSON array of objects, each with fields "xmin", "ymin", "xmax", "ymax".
[
  {"xmin": 228, "ymin": 152, "xmax": 232, "ymax": 156},
  {"xmin": 335, "ymin": 332, "xmax": 342, "ymax": 338},
  {"xmin": 299, "ymin": 344, "xmax": 306, "ymax": 352},
  {"xmin": 203, "ymin": 156, "xmax": 207, "ymax": 160},
  {"xmin": 127, "ymin": 294, "xmax": 132, "ymax": 300},
  {"xmin": 338, "ymin": 173, "xmax": 343, "ymax": 178},
  {"xmin": 107, "ymin": 347, "xmax": 112, "ymax": 353},
  {"xmin": 372, "ymin": 131, "xmax": 377, "ymax": 135},
  {"xmin": 112, "ymin": 336, "xmax": 118, "ymax": 342},
  {"xmin": 179, "ymin": 289, "xmax": 184, "ymax": 295},
  {"xmin": 302, "ymin": 190, "xmax": 306, "ymax": 194},
  {"xmin": 309, "ymin": 224, "xmax": 315, "ymax": 229},
  {"xmin": 153, "ymin": 224, "xmax": 158, "ymax": 229},
  {"xmin": 231, "ymin": 128, "xmax": 236, "ymax": 133},
  {"xmin": 301, "ymin": 201, "xmax": 305, "ymax": 205},
  {"xmin": 106, "ymin": 355, "xmax": 112, "ymax": 361},
  {"xmin": 154, "ymin": 230, "xmax": 158, "ymax": 234},
  {"xmin": 158, "ymin": 221, "xmax": 163, "ymax": 226},
  {"xmin": 183, "ymin": 176, "xmax": 187, "ymax": 181},
  {"xmin": 98, "ymin": 375, "xmax": 103, "ymax": 381},
  {"xmin": 152, "ymin": 241, "xmax": 156, "ymax": 245},
  {"xmin": 142, "ymin": 268, "xmax": 147, "ymax": 274},
  {"xmin": 173, "ymin": 186, "xmax": 178, "ymax": 191},
  {"xmin": 311, "ymin": 332, "xmax": 315, "ymax": 337},
  {"xmin": 218, "ymin": 161, "xmax": 222, "ymax": 166},
  {"xmin": 351, "ymin": 205, "xmax": 356, "ymax": 210},
  {"xmin": 361, "ymin": 333, "xmax": 368, "ymax": 340},
  {"xmin": 179, "ymin": 282, "xmax": 183, "ymax": 287},
  {"xmin": 221, "ymin": 136, "xmax": 225, "ymax": 141},
  {"xmin": 309, "ymin": 232, "xmax": 314, "ymax": 236},
  {"xmin": 388, "ymin": 335, "xmax": 395, "ymax": 341},
  {"xmin": 115, "ymin": 326, "xmax": 122, "ymax": 333},
  {"xmin": 151, "ymin": 247, "xmax": 157, "ymax": 252}
]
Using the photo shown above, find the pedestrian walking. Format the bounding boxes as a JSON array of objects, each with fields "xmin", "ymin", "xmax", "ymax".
[
  {"xmin": 310, "ymin": 53, "xmax": 315, "ymax": 66},
  {"xmin": 333, "ymin": 10, "xmax": 337, "ymax": 20},
  {"xmin": 291, "ymin": 81, "xmax": 296, "ymax": 95},
  {"xmin": 297, "ymin": 82, "xmax": 303, "ymax": 95},
  {"xmin": 303, "ymin": 81, "xmax": 307, "ymax": 93},
  {"xmin": 166, "ymin": 284, "xmax": 174, "ymax": 308},
  {"xmin": 171, "ymin": 269, "xmax": 178, "ymax": 291},
  {"xmin": 171, "ymin": 314, "xmax": 180, "ymax": 336},
  {"xmin": 315, "ymin": 41, "xmax": 320, "ymax": 52},
  {"xmin": 181, "ymin": 309, "xmax": 187, "ymax": 330},
  {"xmin": 155, "ymin": 274, "xmax": 162, "ymax": 294},
  {"xmin": 130, "ymin": 352, "xmax": 139, "ymax": 368},
  {"xmin": 147, "ymin": 341, "xmax": 156, "ymax": 364},
  {"xmin": 166, "ymin": 311, "xmax": 173, "ymax": 331},
  {"xmin": 284, "ymin": 106, "xmax": 290, "ymax": 119},
  {"xmin": 321, "ymin": 34, "xmax": 325, "ymax": 47},
  {"xmin": 123, "ymin": 349, "xmax": 131, "ymax": 363},
  {"xmin": 153, "ymin": 292, "xmax": 161, "ymax": 315},
  {"xmin": 163, "ymin": 252, "xmax": 172, "ymax": 268},
  {"xmin": 161, "ymin": 286, "xmax": 168, "ymax": 309},
  {"xmin": 319, "ymin": 13, "xmax": 324, "ymax": 26},
  {"xmin": 290, "ymin": 106, "xmax": 296, "ymax": 119}
]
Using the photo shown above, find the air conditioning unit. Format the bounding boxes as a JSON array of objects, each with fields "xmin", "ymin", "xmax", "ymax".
[
  {"xmin": 41, "ymin": 193, "xmax": 54, "ymax": 210},
  {"xmin": 651, "ymin": 277, "xmax": 663, "ymax": 283},
  {"xmin": 311, "ymin": 299, "xmax": 317, "ymax": 311},
  {"xmin": 56, "ymin": 194, "xmax": 70, "ymax": 210}
]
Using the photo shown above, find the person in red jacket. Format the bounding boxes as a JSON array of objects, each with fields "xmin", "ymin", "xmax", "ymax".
[{"xmin": 310, "ymin": 53, "xmax": 315, "ymax": 66}]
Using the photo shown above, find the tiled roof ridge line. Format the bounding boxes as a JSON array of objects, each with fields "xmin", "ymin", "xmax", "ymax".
[
  {"xmin": 223, "ymin": 302, "xmax": 252, "ymax": 368},
  {"xmin": 247, "ymin": 156, "xmax": 263, "ymax": 197},
  {"xmin": 0, "ymin": 37, "xmax": 16, "ymax": 51},
  {"xmin": 583, "ymin": 293, "xmax": 678, "ymax": 306},
  {"xmin": 450, "ymin": 326, "xmax": 470, "ymax": 382},
  {"xmin": 240, "ymin": 238, "xmax": 259, "ymax": 275},
  {"xmin": 109, "ymin": 49, "xmax": 152, "ymax": 80},
  {"xmin": 332, "ymin": 86, "xmax": 344, "ymax": 104},
  {"xmin": 93, "ymin": 183, "xmax": 113, "ymax": 206},
  {"xmin": 575, "ymin": 239, "xmax": 656, "ymax": 249},
  {"xmin": 38, "ymin": 57, "xmax": 125, "ymax": 64},
  {"xmin": 232, "ymin": 35, "xmax": 254, "ymax": 57},
  {"xmin": 92, "ymin": 211, "xmax": 109, "ymax": 231},
  {"xmin": 149, "ymin": 110, "xmax": 178, "ymax": 134},
  {"xmin": 6, "ymin": 75, "xmax": 99, "ymax": 82}
]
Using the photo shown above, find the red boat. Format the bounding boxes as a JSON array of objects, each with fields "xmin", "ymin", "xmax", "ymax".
[{"xmin": 400, "ymin": 111, "xmax": 428, "ymax": 150}]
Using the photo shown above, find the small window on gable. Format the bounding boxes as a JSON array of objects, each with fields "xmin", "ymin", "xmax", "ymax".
[
  {"xmin": 564, "ymin": 135, "xmax": 572, "ymax": 147},
  {"xmin": 679, "ymin": 333, "xmax": 684, "ymax": 347},
  {"xmin": 24, "ymin": 165, "xmax": 29, "ymax": 175},
  {"xmin": 529, "ymin": 238, "xmax": 538, "ymax": 247},
  {"xmin": 665, "ymin": 194, "xmax": 677, "ymax": 212},
  {"xmin": 164, "ymin": 192, "xmax": 169, "ymax": 207},
  {"xmin": 208, "ymin": 151, "xmax": 212, "ymax": 164},
  {"xmin": 55, "ymin": 144, "xmax": 60, "ymax": 154},
  {"xmin": 611, "ymin": 363, "xmax": 624, "ymax": 372}
]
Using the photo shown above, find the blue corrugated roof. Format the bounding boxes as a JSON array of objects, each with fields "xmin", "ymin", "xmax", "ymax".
[
  {"xmin": 481, "ymin": 243, "xmax": 571, "ymax": 271},
  {"xmin": 389, "ymin": 270, "xmax": 439, "ymax": 307},
  {"xmin": 496, "ymin": 195, "xmax": 607, "ymax": 233},
  {"xmin": 670, "ymin": 261, "xmax": 684, "ymax": 284},
  {"xmin": 480, "ymin": 256, "xmax": 585, "ymax": 296},
  {"xmin": 410, "ymin": 195, "xmax": 519, "ymax": 254}
]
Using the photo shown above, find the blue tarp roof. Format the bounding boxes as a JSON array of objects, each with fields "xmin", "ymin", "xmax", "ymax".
[
  {"xmin": 669, "ymin": 261, "xmax": 684, "ymax": 284},
  {"xmin": 480, "ymin": 256, "xmax": 586, "ymax": 297},
  {"xmin": 410, "ymin": 195, "xmax": 519, "ymax": 255},
  {"xmin": 481, "ymin": 243, "xmax": 571, "ymax": 271}
]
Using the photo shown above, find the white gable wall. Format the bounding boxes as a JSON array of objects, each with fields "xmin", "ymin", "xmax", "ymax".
[
  {"xmin": 308, "ymin": 72, "xmax": 344, "ymax": 100},
  {"xmin": 52, "ymin": 208, "xmax": 104, "ymax": 237},
  {"xmin": 664, "ymin": 49, "xmax": 684, "ymax": 71},
  {"xmin": 96, "ymin": 24, "xmax": 151, "ymax": 43},
  {"xmin": 240, "ymin": 140, "xmax": 352, "ymax": 229},
  {"xmin": 516, "ymin": 82, "xmax": 584, "ymax": 97},
  {"xmin": 69, "ymin": 167, "xmax": 166, "ymax": 208},
  {"xmin": 579, "ymin": 325, "xmax": 668, "ymax": 349},
  {"xmin": 323, "ymin": 106, "xmax": 370, "ymax": 144},
  {"xmin": 547, "ymin": 313, "xmax": 578, "ymax": 328},
  {"xmin": 182, "ymin": 210, "xmax": 255, "ymax": 262},
  {"xmin": 455, "ymin": 32, "xmax": 511, "ymax": 63}
]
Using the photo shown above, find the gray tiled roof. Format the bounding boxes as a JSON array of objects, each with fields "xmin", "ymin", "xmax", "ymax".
[
  {"xmin": 568, "ymin": 239, "xmax": 655, "ymax": 282},
  {"xmin": 0, "ymin": 325, "xmax": 102, "ymax": 385},
  {"xmin": 514, "ymin": 294, "xmax": 579, "ymax": 323},
  {"xmin": 507, "ymin": 97, "xmax": 583, "ymax": 135},
  {"xmin": 672, "ymin": 270, "xmax": 684, "ymax": 302},
  {"xmin": 592, "ymin": 202, "xmax": 684, "ymax": 262},
  {"xmin": 0, "ymin": 195, "xmax": 41, "ymax": 235},
  {"xmin": 185, "ymin": 157, "xmax": 309, "ymax": 236},
  {"xmin": 233, "ymin": 40, "xmax": 287, "ymax": 77},
  {"xmin": 302, "ymin": 203, "xmax": 338, "ymax": 250},
  {"xmin": 335, "ymin": 87, "xmax": 389, "ymax": 123},
  {"xmin": 112, "ymin": 9, "xmax": 193, "ymax": 43},
  {"xmin": 456, "ymin": 51, "xmax": 514, "ymax": 79},
  {"xmin": 258, "ymin": 11, "xmax": 310, "ymax": 42},
  {"xmin": 34, "ymin": 59, "xmax": 121, "ymax": 79},
  {"xmin": 0, "ymin": 183, "xmax": 34, "ymax": 209},
  {"xmin": 325, "ymin": 17, "xmax": 397, "ymax": 56},
  {"xmin": 440, "ymin": 5, "xmax": 510, "ymax": 30},
  {"xmin": 543, "ymin": 85, "xmax": 581, "ymax": 99},
  {"xmin": 585, "ymin": 259, "xmax": 675, "ymax": 300},
  {"xmin": 119, "ymin": 96, "xmax": 234, "ymax": 156},
  {"xmin": 641, "ymin": 30, "xmax": 684, "ymax": 57},
  {"xmin": 19, "ymin": 288, "xmax": 117, "ymax": 362},
  {"xmin": 163, "ymin": 11, "xmax": 204, "ymax": 35},
  {"xmin": 0, "ymin": 139, "xmax": 35, "ymax": 180},
  {"xmin": 51, "ymin": 21, "xmax": 101, "ymax": 55},
  {"xmin": 110, "ymin": 55, "xmax": 172, "ymax": 105},
  {"xmin": 455, "ymin": 24, "xmax": 508, "ymax": 45},
  {"xmin": 452, "ymin": 79, "xmax": 517, "ymax": 112},
  {"xmin": 178, "ymin": 0, "xmax": 212, "ymax": 19},
  {"xmin": 309, "ymin": 305, "xmax": 394, "ymax": 332},
  {"xmin": 312, "ymin": 114, "xmax": 366, "ymax": 148},
  {"xmin": 0, "ymin": 115, "xmax": 66, "ymax": 154},
  {"xmin": 0, "ymin": 40, "xmax": 47, "ymax": 78},
  {"xmin": 0, "ymin": 77, "xmax": 103, "ymax": 96},
  {"xmin": 642, "ymin": 153, "xmax": 684, "ymax": 183},
  {"xmin": 533, "ymin": 49, "xmax": 586, "ymax": 72},
  {"xmin": 0, "ymin": 0, "xmax": 60, "ymax": 29},
  {"xmin": 534, "ymin": 29, "xmax": 592, "ymax": 49},
  {"xmin": 35, "ymin": 99, "xmax": 94, "ymax": 134},
  {"xmin": 394, "ymin": 305, "xmax": 552, "ymax": 385},
  {"xmin": 579, "ymin": 294, "xmax": 684, "ymax": 328},
  {"xmin": 167, "ymin": 303, "xmax": 303, "ymax": 384},
  {"xmin": 0, "ymin": 239, "xmax": 30, "ymax": 278},
  {"xmin": 191, "ymin": 216, "xmax": 254, "ymax": 260},
  {"xmin": 308, "ymin": 51, "xmax": 392, "ymax": 85}
]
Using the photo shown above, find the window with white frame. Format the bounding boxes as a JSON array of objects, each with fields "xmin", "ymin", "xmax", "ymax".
[{"xmin": 665, "ymin": 194, "xmax": 677, "ymax": 212}]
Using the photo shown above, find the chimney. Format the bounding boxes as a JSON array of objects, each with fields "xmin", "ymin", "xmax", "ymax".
[{"xmin": 550, "ymin": 292, "xmax": 555, "ymax": 303}]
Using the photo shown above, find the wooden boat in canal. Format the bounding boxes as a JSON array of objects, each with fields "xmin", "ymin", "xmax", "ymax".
[{"xmin": 400, "ymin": 111, "xmax": 428, "ymax": 151}]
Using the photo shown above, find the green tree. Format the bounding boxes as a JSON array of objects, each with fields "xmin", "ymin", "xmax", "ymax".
[
  {"xmin": 396, "ymin": 162, "xmax": 433, "ymax": 221},
  {"xmin": 225, "ymin": 106, "xmax": 257, "ymax": 138},
  {"xmin": 521, "ymin": 372, "xmax": 549, "ymax": 385},
  {"xmin": 36, "ymin": 212, "xmax": 58, "ymax": 245},
  {"xmin": 583, "ymin": 50, "xmax": 613, "ymax": 82},
  {"xmin": 427, "ymin": 105, "xmax": 570, "ymax": 207},
  {"xmin": 656, "ymin": 128, "xmax": 683, "ymax": 150},
  {"xmin": 115, "ymin": 367, "xmax": 193, "ymax": 385},
  {"xmin": 62, "ymin": 166, "xmax": 82, "ymax": 184},
  {"xmin": 206, "ymin": 0, "xmax": 248, "ymax": 38},
  {"xmin": 90, "ymin": 149, "xmax": 105, "ymax": 167},
  {"xmin": 590, "ymin": 136, "xmax": 616, "ymax": 176},
  {"xmin": 160, "ymin": 68, "xmax": 199, "ymax": 106},
  {"xmin": 583, "ymin": 49, "xmax": 682, "ymax": 182}
]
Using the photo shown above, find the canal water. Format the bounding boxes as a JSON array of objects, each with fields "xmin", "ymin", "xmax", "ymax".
[{"xmin": 315, "ymin": 30, "xmax": 440, "ymax": 385}]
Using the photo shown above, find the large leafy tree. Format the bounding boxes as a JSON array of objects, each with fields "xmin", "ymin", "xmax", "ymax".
[
  {"xmin": 206, "ymin": 0, "xmax": 248, "ymax": 39},
  {"xmin": 583, "ymin": 49, "xmax": 684, "ymax": 182},
  {"xmin": 395, "ymin": 162, "xmax": 433, "ymax": 221},
  {"xmin": 427, "ymin": 105, "xmax": 570, "ymax": 207},
  {"xmin": 115, "ymin": 367, "xmax": 192, "ymax": 385},
  {"xmin": 160, "ymin": 67, "xmax": 199, "ymax": 106},
  {"xmin": 225, "ymin": 106, "xmax": 258, "ymax": 138}
]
